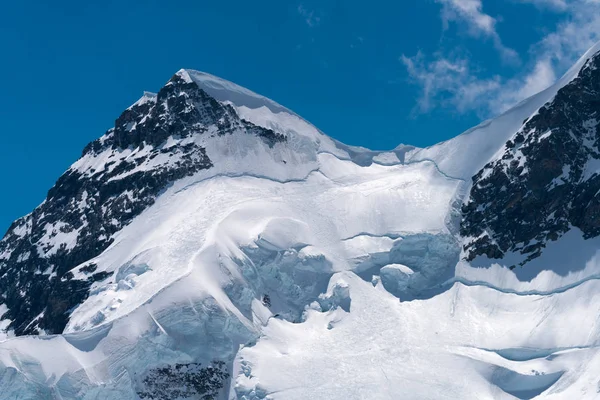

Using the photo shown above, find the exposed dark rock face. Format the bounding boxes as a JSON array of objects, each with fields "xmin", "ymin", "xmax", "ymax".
[
  {"xmin": 461, "ymin": 51, "xmax": 600, "ymax": 267},
  {"xmin": 137, "ymin": 361, "xmax": 229, "ymax": 400},
  {"xmin": 0, "ymin": 71, "xmax": 285, "ymax": 335}
]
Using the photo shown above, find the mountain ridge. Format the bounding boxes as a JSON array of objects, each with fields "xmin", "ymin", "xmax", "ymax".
[{"xmin": 0, "ymin": 41, "xmax": 600, "ymax": 399}]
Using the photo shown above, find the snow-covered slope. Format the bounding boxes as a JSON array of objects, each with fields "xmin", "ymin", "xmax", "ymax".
[
  {"xmin": 406, "ymin": 41, "xmax": 600, "ymax": 181},
  {"xmin": 1, "ymin": 42, "xmax": 600, "ymax": 399}
]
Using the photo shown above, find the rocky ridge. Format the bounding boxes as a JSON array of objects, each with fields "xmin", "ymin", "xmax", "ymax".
[{"xmin": 0, "ymin": 71, "xmax": 283, "ymax": 335}]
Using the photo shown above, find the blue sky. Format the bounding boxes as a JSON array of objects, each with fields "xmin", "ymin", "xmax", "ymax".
[{"xmin": 1, "ymin": 0, "xmax": 599, "ymax": 232}]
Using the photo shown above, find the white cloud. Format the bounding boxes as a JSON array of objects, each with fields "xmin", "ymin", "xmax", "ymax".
[
  {"xmin": 435, "ymin": 0, "xmax": 519, "ymax": 63},
  {"xmin": 404, "ymin": 0, "xmax": 600, "ymax": 117},
  {"xmin": 535, "ymin": 2, "xmax": 600, "ymax": 70},
  {"xmin": 513, "ymin": 59, "xmax": 557, "ymax": 101},
  {"xmin": 436, "ymin": 0, "xmax": 497, "ymax": 36},
  {"xmin": 402, "ymin": 53, "xmax": 557, "ymax": 116},
  {"xmin": 516, "ymin": 0, "xmax": 569, "ymax": 11},
  {"xmin": 401, "ymin": 52, "xmax": 499, "ymax": 114},
  {"xmin": 437, "ymin": 0, "xmax": 496, "ymax": 35}
]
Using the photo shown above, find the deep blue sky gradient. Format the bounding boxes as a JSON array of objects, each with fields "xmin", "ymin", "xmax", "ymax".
[{"xmin": 0, "ymin": 0, "xmax": 564, "ymax": 232}]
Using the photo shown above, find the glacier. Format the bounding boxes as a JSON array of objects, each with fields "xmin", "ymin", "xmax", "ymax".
[{"xmin": 1, "ymin": 43, "xmax": 600, "ymax": 400}]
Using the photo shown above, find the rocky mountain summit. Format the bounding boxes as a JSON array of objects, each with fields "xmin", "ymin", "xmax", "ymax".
[{"xmin": 0, "ymin": 70, "xmax": 283, "ymax": 335}]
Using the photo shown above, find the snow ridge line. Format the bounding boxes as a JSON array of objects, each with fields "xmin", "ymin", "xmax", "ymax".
[
  {"xmin": 173, "ymin": 167, "xmax": 323, "ymax": 194},
  {"xmin": 444, "ymin": 273, "xmax": 600, "ymax": 296},
  {"xmin": 462, "ymin": 344, "xmax": 600, "ymax": 360},
  {"xmin": 340, "ymin": 232, "xmax": 404, "ymax": 241},
  {"xmin": 317, "ymin": 150, "xmax": 466, "ymax": 182},
  {"xmin": 404, "ymin": 158, "xmax": 466, "ymax": 182}
]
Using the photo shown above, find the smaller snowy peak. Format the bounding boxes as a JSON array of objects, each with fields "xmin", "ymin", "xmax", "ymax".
[
  {"xmin": 407, "ymin": 41, "xmax": 600, "ymax": 182},
  {"xmin": 461, "ymin": 44, "xmax": 600, "ymax": 271}
]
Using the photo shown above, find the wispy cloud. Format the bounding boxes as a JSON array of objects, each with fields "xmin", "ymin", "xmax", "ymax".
[
  {"xmin": 403, "ymin": 0, "xmax": 600, "ymax": 117},
  {"xmin": 401, "ymin": 52, "xmax": 498, "ymax": 115},
  {"xmin": 402, "ymin": 52, "xmax": 559, "ymax": 117},
  {"xmin": 404, "ymin": 52, "xmax": 558, "ymax": 115},
  {"xmin": 435, "ymin": 0, "xmax": 519, "ymax": 63},
  {"xmin": 534, "ymin": 1, "xmax": 600, "ymax": 70},
  {"xmin": 297, "ymin": 4, "xmax": 321, "ymax": 27},
  {"xmin": 437, "ymin": 0, "xmax": 496, "ymax": 35},
  {"xmin": 515, "ymin": 0, "xmax": 568, "ymax": 11}
]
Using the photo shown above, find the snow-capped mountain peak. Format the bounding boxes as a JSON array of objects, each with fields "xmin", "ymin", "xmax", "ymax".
[{"xmin": 1, "ymin": 42, "xmax": 600, "ymax": 399}]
